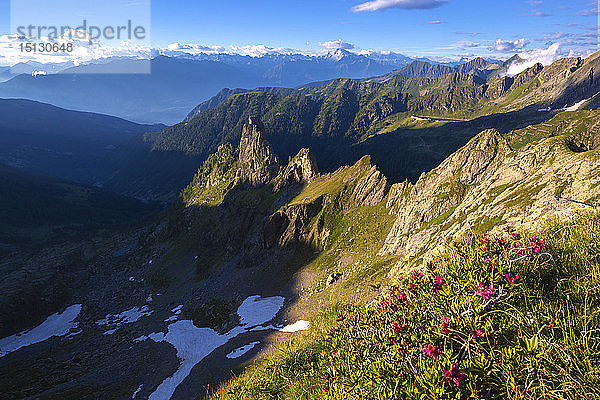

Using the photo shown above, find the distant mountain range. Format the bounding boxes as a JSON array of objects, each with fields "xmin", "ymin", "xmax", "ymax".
[
  {"xmin": 0, "ymin": 51, "xmax": 502, "ymax": 124},
  {"xmin": 103, "ymin": 51, "xmax": 599, "ymax": 201}
]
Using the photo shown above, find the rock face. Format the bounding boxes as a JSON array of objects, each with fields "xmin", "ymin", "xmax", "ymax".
[
  {"xmin": 350, "ymin": 165, "xmax": 389, "ymax": 207},
  {"xmin": 194, "ymin": 143, "xmax": 237, "ymax": 189},
  {"xmin": 380, "ymin": 129, "xmax": 510, "ymax": 257},
  {"xmin": 263, "ymin": 196, "xmax": 324, "ymax": 249},
  {"xmin": 379, "ymin": 113, "xmax": 600, "ymax": 263},
  {"xmin": 275, "ymin": 148, "xmax": 319, "ymax": 190},
  {"xmin": 236, "ymin": 117, "xmax": 281, "ymax": 186},
  {"xmin": 183, "ymin": 116, "xmax": 322, "ymax": 209}
]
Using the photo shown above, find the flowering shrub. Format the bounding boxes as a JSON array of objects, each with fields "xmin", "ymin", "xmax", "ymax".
[{"xmin": 217, "ymin": 212, "xmax": 600, "ymax": 399}]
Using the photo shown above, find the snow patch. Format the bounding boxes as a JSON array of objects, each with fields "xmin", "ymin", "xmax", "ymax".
[
  {"xmin": 238, "ymin": 295, "xmax": 285, "ymax": 328},
  {"xmin": 171, "ymin": 305, "xmax": 183, "ymax": 314},
  {"xmin": 141, "ymin": 295, "xmax": 285, "ymax": 400},
  {"xmin": 0, "ymin": 304, "xmax": 82, "ymax": 357},
  {"xmin": 251, "ymin": 320, "xmax": 311, "ymax": 333},
  {"xmin": 561, "ymin": 95, "xmax": 596, "ymax": 112},
  {"xmin": 163, "ymin": 305, "xmax": 184, "ymax": 322},
  {"xmin": 226, "ymin": 341, "xmax": 260, "ymax": 359},
  {"xmin": 96, "ymin": 305, "xmax": 153, "ymax": 334},
  {"xmin": 132, "ymin": 384, "xmax": 143, "ymax": 398},
  {"xmin": 280, "ymin": 320, "xmax": 310, "ymax": 332}
]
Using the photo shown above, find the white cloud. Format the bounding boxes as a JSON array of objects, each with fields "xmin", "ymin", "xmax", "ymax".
[
  {"xmin": 0, "ymin": 35, "xmax": 307, "ymax": 66},
  {"xmin": 425, "ymin": 20, "xmax": 444, "ymax": 24},
  {"xmin": 506, "ymin": 43, "xmax": 563, "ymax": 75},
  {"xmin": 531, "ymin": 10, "xmax": 550, "ymax": 17},
  {"xmin": 0, "ymin": 34, "xmax": 154, "ymax": 67},
  {"xmin": 352, "ymin": 0, "xmax": 447, "ymax": 13},
  {"xmin": 318, "ymin": 39, "xmax": 355, "ymax": 50},
  {"xmin": 490, "ymin": 38, "xmax": 529, "ymax": 52},
  {"xmin": 576, "ymin": 8, "xmax": 599, "ymax": 16},
  {"xmin": 461, "ymin": 41, "xmax": 480, "ymax": 48},
  {"xmin": 164, "ymin": 43, "xmax": 301, "ymax": 57}
]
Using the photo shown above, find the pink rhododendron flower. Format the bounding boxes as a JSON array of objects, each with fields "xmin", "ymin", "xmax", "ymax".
[
  {"xmin": 395, "ymin": 292, "xmax": 408, "ymax": 304},
  {"xmin": 473, "ymin": 329, "xmax": 484, "ymax": 342},
  {"xmin": 512, "ymin": 243, "xmax": 526, "ymax": 256},
  {"xmin": 476, "ymin": 284, "xmax": 494, "ymax": 301},
  {"xmin": 422, "ymin": 344, "xmax": 440, "ymax": 358},
  {"xmin": 434, "ymin": 275, "xmax": 445, "ymax": 293},
  {"xmin": 411, "ymin": 271, "xmax": 423, "ymax": 280},
  {"xmin": 505, "ymin": 273, "xmax": 519, "ymax": 285},
  {"xmin": 392, "ymin": 321, "xmax": 403, "ymax": 333},
  {"xmin": 480, "ymin": 237, "xmax": 491, "ymax": 251},
  {"xmin": 443, "ymin": 363, "xmax": 464, "ymax": 385},
  {"xmin": 531, "ymin": 236, "xmax": 544, "ymax": 253},
  {"xmin": 441, "ymin": 317, "xmax": 451, "ymax": 334},
  {"xmin": 378, "ymin": 299, "xmax": 391, "ymax": 312}
]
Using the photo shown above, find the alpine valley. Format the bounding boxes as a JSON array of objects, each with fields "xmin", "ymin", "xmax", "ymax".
[{"xmin": 1, "ymin": 48, "xmax": 600, "ymax": 400}]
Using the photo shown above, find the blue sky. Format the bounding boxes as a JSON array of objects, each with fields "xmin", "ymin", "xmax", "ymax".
[{"xmin": 0, "ymin": 0, "xmax": 598, "ymax": 60}]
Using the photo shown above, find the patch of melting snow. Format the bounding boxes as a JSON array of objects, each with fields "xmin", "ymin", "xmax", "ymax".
[
  {"xmin": 66, "ymin": 329, "xmax": 83, "ymax": 339},
  {"xmin": 0, "ymin": 304, "xmax": 82, "ymax": 357},
  {"xmin": 132, "ymin": 384, "xmax": 143, "ymax": 398},
  {"xmin": 252, "ymin": 320, "xmax": 310, "ymax": 333},
  {"xmin": 164, "ymin": 305, "xmax": 184, "ymax": 322},
  {"xmin": 238, "ymin": 296, "xmax": 284, "ymax": 328},
  {"xmin": 140, "ymin": 295, "xmax": 286, "ymax": 400},
  {"xmin": 226, "ymin": 341, "xmax": 260, "ymax": 359},
  {"xmin": 280, "ymin": 320, "xmax": 310, "ymax": 332},
  {"xmin": 147, "ymin": 294, "xmax": 153, "ymax": 302},
  {"xmin": 96, "ymin": 305, "xmax": 153, "ymax": 334},
  {"xmin": 563, "ymin": 98, "xmax": 589, "ymax": 112},
  {"xmin": 171, "ymin": 305, "xmax": 183, "ymax": 314}
]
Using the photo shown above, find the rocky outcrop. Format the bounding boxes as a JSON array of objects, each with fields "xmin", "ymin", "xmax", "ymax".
[
  {"xmin": 236, "ymin": 117, "xmax": 281, "ymax": 186},
  {"xmin": 349, "ymin": 165, "xmax": 389, "ymax": 207},
  {"xmin": 485, "ymin": 76, "xmax": 514, "ymax": 99},
  {"xmin": 192, "ymin": 143, "xmax": 237, "ymax": 190},
  {"xmin": 551, "ymin": 52, "xmax": 600, "ymax": 109},
  {"xmin": 512, "ymin": 63, "xmax": 543, "ymax": 88},
  {"xmin": 275, "ymin": 148, "xmax": 319, "ymax": 191},
  {"xmin": 379, "ymin": 129, "xmax": 512, "ymax": 257},
  {"xmin": 263, "ymin": 196, "xmax": 324, "ymax": 249},
  {"xmin": 379, "ymin": 112, "xmax": 600, "ymax": 263}
]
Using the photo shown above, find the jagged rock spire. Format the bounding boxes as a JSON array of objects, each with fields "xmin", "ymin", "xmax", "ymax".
[
  {"xmin": 236, "ymin": 116, "xmax": 281, "ymax": 186},
  {"xmin": 275, "ymin": 148, "xmax": 319, "ymax": 190}
]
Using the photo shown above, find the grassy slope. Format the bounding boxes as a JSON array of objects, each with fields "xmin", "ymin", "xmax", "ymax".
[{"xmin": 214, "ymin": 211, "xmax": 600, "ymax": 399}]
